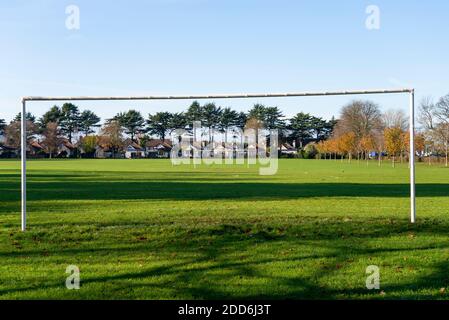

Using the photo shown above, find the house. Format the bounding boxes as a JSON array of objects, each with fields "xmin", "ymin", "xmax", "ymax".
[
  {"xmin": 28, "ymin": 141, "xmax": 46, "ymax": 158},
  {"xmin": 56, "ymin": 139, "xmax": 77, "ymax": 158},
  {"xmin": 0, "ymin": 145, "xmax": 17, "ymax": 158},
  {"xmin": 212, "ymin": 143, "xmax": 227, "ymax": 158},
  {"xmin": 23, "ymin": 139, "xmax": 78, "ymax": 158},
  {"xmin": 94, "ymin": 144, "xmax": 125, "ymax": 158},
  {"xmin": 95, "ymin": 144, "xmax": 113, "ymax": 158},
  {"xmin": 172, "ymin": 142, "xmax": 201, "ymax": 159},
  {"xmin": 145, "ymin": 139, "xmax": 173, "ymax": 158},
  {"xmin": 280, "ymin": 143, "xmax": 298, "ymax": 155},
  {"xmin": 124, "ymin": 140, "xmax": 145, "ymax": 159},
  {"xmin": 169, "ymin": 132, "xmax": 200, "ymax": 159}
]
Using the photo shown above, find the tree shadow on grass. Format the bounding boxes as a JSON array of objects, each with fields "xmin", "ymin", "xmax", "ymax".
[
  {"xmin": 0, "ymin": 181, "xmax": 448, "ymax": 202},
  {"xmin": 2, "ymin": 218, "xmax": 449, "ymax": 299}
]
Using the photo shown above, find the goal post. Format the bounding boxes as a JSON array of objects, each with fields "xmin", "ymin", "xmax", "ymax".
[{"xmin": 20, "ymin": 88, "xmax": 416, "ymax": 231}]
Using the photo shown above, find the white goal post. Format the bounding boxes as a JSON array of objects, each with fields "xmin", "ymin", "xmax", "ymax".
[{"xmin": 20, "ymin": 88, "xmax": 416, "ymax": 231}]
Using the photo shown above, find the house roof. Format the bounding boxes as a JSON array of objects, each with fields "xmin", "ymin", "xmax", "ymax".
[
  {"xmin": 0, "ymin": 145, "xmax": 17, "ymax": 151},
  {"xmin": 60, "ymin": 139, "xmax": 76, "ymax": 150},
  {"xmin": 124, "ymin": 139, "xmax": 144, "ymax": 151},
  {"xmin": 96, "ymin": 144, "xmax": 111, "ymax": 152},
  {"xmin": 281, "ymin": 143, "xmax": 296, "ymax": 150},
  {"xmin": 145, "ymin": 139, "xmax": 172, "ymax": 149},
  {"xmin": 182, "ymin": 144, "xmax": 200, "ymax": 151},
  {"xmin": 30, "ymin": 141, "xmax": 44, "ymax": 150}
]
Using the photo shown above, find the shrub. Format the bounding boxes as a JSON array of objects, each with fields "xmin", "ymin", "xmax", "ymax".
[{"xmin": 303, "ymin": 143, "xmax": 318, "ymax": 159}]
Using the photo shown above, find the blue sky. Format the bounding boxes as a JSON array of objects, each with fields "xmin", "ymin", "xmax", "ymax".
[{"xmin": 1, "ymin": 0, "xmax": 448, "ymax": 123}]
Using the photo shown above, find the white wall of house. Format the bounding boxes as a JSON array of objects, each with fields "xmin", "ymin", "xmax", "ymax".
[
  {"xmin": 125, "ymin": 150, "xmax": 145, "ymax": 159},
  {"xmin": 58, "ymin": 145, "xmax": 73, "ymax": 158}
]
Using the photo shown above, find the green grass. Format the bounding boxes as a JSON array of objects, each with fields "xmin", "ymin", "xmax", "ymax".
[{"xmin": 0, "ymin": 158, "xmax": 449, "ymax": 300}]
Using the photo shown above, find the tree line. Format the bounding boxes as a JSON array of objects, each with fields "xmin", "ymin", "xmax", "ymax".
[
  {"xmin": 418, "ymin": 95, "xmax": 449, "ymax": 166},
  {"xmin": 1, "ymin": 93, "xmax": 447, "ymax": 164},
  {"xmin": 315, "ymin": 93, "xmax": 449, "ymax": 167},
  {"xmin": 0, "ymin": 101, "xmax": 337, "ymax": 157}
]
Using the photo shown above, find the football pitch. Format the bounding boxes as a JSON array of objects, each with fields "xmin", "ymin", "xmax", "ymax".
[{"xmin": 0, "ymin": 159, "xmax": 448, "ymax": 299}]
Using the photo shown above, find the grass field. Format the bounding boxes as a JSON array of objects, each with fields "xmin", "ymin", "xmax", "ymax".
[{"xmin": 0, "ymin": 158, "xmax": 449, "ymax": 300}]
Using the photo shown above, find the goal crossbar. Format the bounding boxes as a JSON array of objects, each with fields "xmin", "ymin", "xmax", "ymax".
[
  {"xmin": 22, "ymin": 88, "xmax": 412, "ymax": 102},
  {"xmin": 20, "ymin": 88, "xmax": 416, "ymax": 231}
]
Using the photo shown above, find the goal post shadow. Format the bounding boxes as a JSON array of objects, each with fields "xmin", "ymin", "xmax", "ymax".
[{"xmin": 20, "ymin": 88, "xmax": 416, "ymax": 231}]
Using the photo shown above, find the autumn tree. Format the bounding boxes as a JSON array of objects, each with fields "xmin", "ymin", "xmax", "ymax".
[
  {"xmin": 327, "ymin": 138, "xmax": 339, "ymax": 160},
  {"xmin": 432, "ymin": 123, "xmax": 449, "ymax": 167},
  {"xmin": 337, "ymin": 100, "xmax": 382, "ymax": 141},
  {"xmin": 418, "ymin": 97, "xmax": 436, "ymax": 131},
  {"xmin": 41, "ymin": 122, "xmax": 63, "ymax": 158},
  {"xmin": 244, "ymin": 117, "xmax": 265, "ymax": 144},
  {"xmin": 317, "ymin": 140, "xmax": 334, "ymax": 160},
  {"xmin": 435, "ymin": 94, "xmax": 449, "ymax": 166},
  {"xmin": 403, "ymin": 132, "xmax": 426, "ymax": 163},
  {"xmin": 98, "ymin": 120, "xmax": 125, "ymax": 158},
  {"xmin": 359, "ymin": 134, "xmax": 376, "ymax": 165},
  {"xmin": 316, "ymin": 140, "xmax": 327, "ymax": 159},
  {"xmin": 384, "ymin": 127, "xmax": 404, "ymax": 168},
  {"xmin": 334, "ymin": 136, "xmax": 345, "ymax": 161},
  {"xmin": 372, "ymin": 130, "xmax": 385, "ymax": 166},
  {"xmin": 79, "ymin": 135, "xmax": 98, "ymax": 157},
  {"xmin": 418, "ymin": 94, "xmax": 449, "ymax": 166},
  {"xmin": 338, "ymin": 132, "xmax": 357, "ymax": 162},
  {"xmin": 382, "ymin": 109, "xmax": 408, "ymax": 130},
  {"xmin": 4, "ymin": 120, "xmax": 38, "ymax": 156},
  {"xmin": 331, "ymin": 101, "xmax": 383, "ymax": 164}
]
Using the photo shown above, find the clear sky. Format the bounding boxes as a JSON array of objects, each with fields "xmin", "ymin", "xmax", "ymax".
[{"xmin": 1, "ymin": 0, "xmax": 448, "ymax": 123}]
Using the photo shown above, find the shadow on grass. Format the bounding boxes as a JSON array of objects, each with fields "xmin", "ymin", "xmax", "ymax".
[
  {"xmin": 2, "ymin": 218, "xmax": 449, "ymax": 299},
  {"xmin": 1, "ymin": 167, "xmax": 449, "ymax": 299},
  {"xmin": 0, "ymin": 181, "xmax": 448, "ymax": 202}
]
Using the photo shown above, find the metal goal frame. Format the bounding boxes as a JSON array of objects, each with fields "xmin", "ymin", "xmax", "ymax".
[{"xmin": 20, "ymin": 88, "xmax": 416, "ymax": 231}]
